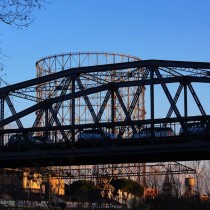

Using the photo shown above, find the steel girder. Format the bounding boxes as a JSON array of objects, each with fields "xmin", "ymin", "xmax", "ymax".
[
  {"xmin": 1, "ymin": 60, "xmax": 210, "ymax": 97},
  {"xmin": 187, "ymin": 83, "xmax": 206, "ymax": 116},
  {"xmin": 118, "ymin": 69, "xmax": 150, "ymax": 137},
  {"xmin": 76, "ymin": 77, "xmax": 98, "ymax": 122},
  {"xmin": 2, "ymin": 115, "xmax": 210, "ymax": 136},
  {"xmin": 0, "ymin": 77, "xmax": 210, "ymax": 136},
  {"xmin": 5, "ymin": 96, "xmax": 23, "ymax": 129},
  {"xmin": 0, "ymin": 98, "xmax": 4, "ymax": 146},
  {"xmin": 154, "ymin": 69, "xmax": 182, "ymax": 118},
  {"xmin": 1, "ymin": 75, "xmax": 209, "ymax": 128},
  {"xmin": 15, "ymin": 162, "xmax": 195, "ymax": 180},
  {"xmin": 1, "ymin": 60, "xmax": 210, "ymax": 141}
]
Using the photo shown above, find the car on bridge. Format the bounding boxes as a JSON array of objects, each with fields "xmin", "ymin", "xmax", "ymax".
[
  {"xmin": 7, "ymin": 134, "xmax": 53, "ymax": 146},
  {"xmin": 132, "ymin": 126, "xmax": 175, "ymax": 139},
  {"xmin": 179, "ymin": 122, "xmax": 210, "ymax": 136},
  {"xmin": 32, "ymin": 135, "xmax": 54, "ymax": 144},
  {"xmin": 7, "ymin": 134, "xmax": 36, "ymax": 146},
  {"xmin": 77, "ymin": 129, "xmax": 116, "ymax": 143}
]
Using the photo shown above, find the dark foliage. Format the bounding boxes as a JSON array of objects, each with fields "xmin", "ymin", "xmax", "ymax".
[{"xmin": 110, "ymin": 178, "xmax": 144, "ymax": 197}]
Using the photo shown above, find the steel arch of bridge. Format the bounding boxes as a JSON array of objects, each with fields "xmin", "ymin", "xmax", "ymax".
[{"xmin": 1, "ymin": 59, "xmax": 210, "ymax": 149}]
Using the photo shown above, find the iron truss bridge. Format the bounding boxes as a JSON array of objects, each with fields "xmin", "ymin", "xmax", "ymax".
[
  {"xmin": 1, "ymin": 58, "xmax": 210, "ymax": 167},
  {"xmin": 39, "ymin": 162, "xmax": 196, "ymax": 179},
  {"xmin": 0, "ymin": 162, "xmax": 195, "ymax": 181}
]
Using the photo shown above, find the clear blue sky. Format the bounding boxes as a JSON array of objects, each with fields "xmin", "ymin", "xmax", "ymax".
[
  {"xmin": 1, "ymin": 0, "xmax": 210, "ymax": 84},
  {"xmin": 1, "ymin": 0, "xmax": 210, "ymax": 123}
]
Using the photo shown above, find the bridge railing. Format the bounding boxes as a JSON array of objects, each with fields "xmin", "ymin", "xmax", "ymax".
[{"xmin": 2, "ymin": 115, "xmax": 210, "ymax": 151}]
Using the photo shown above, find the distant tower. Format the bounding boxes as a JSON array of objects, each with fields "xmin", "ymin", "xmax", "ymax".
[
  {"xmin": 35, "ymin": 52, "xmax": 145, "ymax": 141},
  {"xmin": 184, "ymin": 177, "xmax": 196, "ymax": 197},
  {"xmin": 160, "ymin": 172, "xmax": 178, "ymax": 198}
]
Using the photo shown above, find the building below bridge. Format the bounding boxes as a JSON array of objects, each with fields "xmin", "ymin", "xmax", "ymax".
[{"xmin": 0, "ymin": 168, "xmax": 65, "ymax": 199}]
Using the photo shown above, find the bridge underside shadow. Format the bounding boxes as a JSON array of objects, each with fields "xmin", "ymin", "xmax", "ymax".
[{"xmin": 1, "ymin": 140, "xmax": 210, "ymax": 168}]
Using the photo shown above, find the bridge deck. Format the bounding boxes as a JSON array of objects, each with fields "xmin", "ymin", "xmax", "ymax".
[{"xmin": 1, "ymin": 138, "xmax": 210, "ymax": 168}]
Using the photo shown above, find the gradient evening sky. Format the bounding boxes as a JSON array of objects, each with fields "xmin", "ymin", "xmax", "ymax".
[{"xmin": 1, "ymin": 0, "xmax": 210, "ymax": 122}]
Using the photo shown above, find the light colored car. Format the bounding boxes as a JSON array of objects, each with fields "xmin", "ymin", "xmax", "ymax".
[
  {"xmin": 179, "ymin": 122, "xmax": 208, "ymax": 136},
  {"xmin": 77, "ymin": 129, "xmax": 116, "ymax": 142},
  {"xmin": 133, "ymin": 127, "xmax": 175, "ymax": 138}
]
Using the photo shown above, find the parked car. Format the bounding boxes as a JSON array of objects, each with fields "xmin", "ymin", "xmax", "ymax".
[
  {"xmin": 77, "ymin": 129, "xmax": 116, "ymax": 142},
  {"xmin": 179, "ymin": 122, "xmax": 209, "ymax": 136},
  {"xmin": 7, "ymin": 134, "xmax": 35, "ymax": 145},
  {"xmin": 32, "ymin": 136, "xmax": 54, "ymax": 144},
  {"xmin": 7, "ymin": 134, "xmax": 53, "ymax": 146},
  {"xmin": 132, "ymin": 127, "xmax": 175, "ymax": 138}
]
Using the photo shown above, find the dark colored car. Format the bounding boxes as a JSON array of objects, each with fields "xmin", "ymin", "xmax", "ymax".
[
  {"xmin": 7, "ymin": 134, "xmax": 35, "ymax": 145},
  {"xmin": 7, "ymin": 134, "xmax": 53, "ymax": 146},
  {"xmin": 77, "ymin": 129, "xmax": 116, "ymax": 141},
  {"xmin": 179, "ymin": 122, "xmax": 209, "ymax": 136},
  {"xmin": 32, "ymin": 136, "xmax": 54, "ymax": 144}
]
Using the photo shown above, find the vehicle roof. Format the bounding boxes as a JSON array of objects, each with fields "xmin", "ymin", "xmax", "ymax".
[
  {"xmin": 186, "ymin": 122, "xmax": 206, "ymax": 127},
  {"xmin": 82, "ymin": 129, "xmax": 103, "ymax": 133},
  {"xmin": 141, "ymin": 127, "xmax": 173, "ymax": 131}
]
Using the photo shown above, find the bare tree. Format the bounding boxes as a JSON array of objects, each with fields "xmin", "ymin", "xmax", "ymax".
[
  {"xmin": 201, "ymin": 160, "xmax": 210, "ymax": 195},
  {"xmin": 0, "ymin": 0, "xmax": 49, "ymax": 29},
  {"xmin": 0, "ymin": 0, "xmax": 51, "ymax": 73},
  {"xmin": 188, "ymin": 161, "xmax": 206, "ymax": 195}
]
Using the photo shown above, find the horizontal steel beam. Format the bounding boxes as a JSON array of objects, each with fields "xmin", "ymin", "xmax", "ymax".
[
  {"xmin": 1, "ymin": 75, "xmax": 210, "ymax": 127},
  {"xmin": 1, "ymin": 60, "xmax": 210, "ymax": 95},
  {"xmin": 2, "ymin": 115, "xmax": 210, "ymax": 134},
  {"xmin": 0, "ymin": 140, "xmax": 210, "ymax": 168}
]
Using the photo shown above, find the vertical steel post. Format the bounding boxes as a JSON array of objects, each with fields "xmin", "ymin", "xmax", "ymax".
[
  {"xmin": 45, "ymin": 108, "xmax": 49, "ymax": 138},
  {"xmin": 111, "ymin": 89, "xmax": 116, "ymax": 135},
  {"xmin": 183, "ymin": 83, "xmax": 188, "ymax": 137},
  {"xmin": 71, "ymin": 77, "xmax": 75, "ymax": 143},
  {"xmin": 150, "ymin": 68, "xmax": 155, "ymax": 139},
  {"xmin": 184, "ymin": 84, "xmax": 188, "ymax": 118},
  {"xmin": 0, "ymin": 97, "xmax": 4, "ymax": 146}
]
